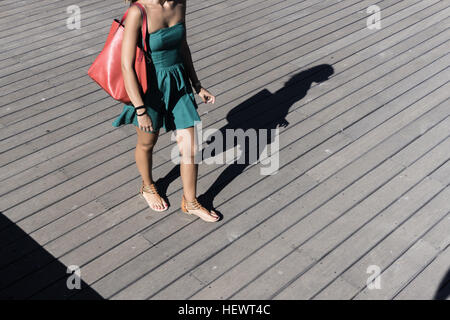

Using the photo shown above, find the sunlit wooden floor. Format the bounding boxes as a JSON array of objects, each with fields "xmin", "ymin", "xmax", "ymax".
[{"xmin": 0, "ymin": 0, "xmax": 449, "ymax": 299}]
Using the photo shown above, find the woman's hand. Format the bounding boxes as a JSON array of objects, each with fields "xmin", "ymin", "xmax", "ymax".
[
  {"xmin": 137, "ymin": 113, "xmax": 154, "ymax": 132},
  {"xmin": 198, "ymin": 87, "xmax": 215, "ymax": 104}
]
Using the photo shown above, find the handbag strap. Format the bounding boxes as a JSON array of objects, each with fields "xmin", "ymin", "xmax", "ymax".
[{"xmin": 119, "ymin": 2, "xmax": 149, "ymax": 53}]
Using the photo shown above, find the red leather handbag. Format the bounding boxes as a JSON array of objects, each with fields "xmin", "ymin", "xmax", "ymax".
[{"xmin": 88, "ymin": 3, "xmax": 150, "ymax": 104}]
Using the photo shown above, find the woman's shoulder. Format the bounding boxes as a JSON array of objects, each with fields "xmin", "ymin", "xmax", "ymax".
[
  {"xmin": 128, "ymin": 3, "xmax": 144, "ymax": 14},
  {"xmin": 125, "ymin": 3, "xmax": 145, "ymax": 25}
]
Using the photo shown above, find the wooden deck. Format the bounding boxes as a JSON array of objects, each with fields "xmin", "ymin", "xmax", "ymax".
[{"xmin": 0, "ymin": 0, "xmax": 449, "ymax": 300}]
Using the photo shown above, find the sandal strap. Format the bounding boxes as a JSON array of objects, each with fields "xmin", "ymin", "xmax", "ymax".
[
  {"xmin": 141, "ymin": 182, "xmax": 159, "ymax": 195},
  {"xmin": 185, "ymin": 197, "xmax": 205, "ymax": 211},
  {"xmin": 183, "ymin": 195, "xmax": 218, "ymax": 221}
]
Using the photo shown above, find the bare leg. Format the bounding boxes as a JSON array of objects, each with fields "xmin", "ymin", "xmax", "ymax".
[
  {"xmin": 135, "ymin": 127, "xmax": 167, "ymax": 210},
  {"xmin": 176, "ymin": 127, "xmax": 198, "ymax": 202},
  {"xmin": 176, "ymin": 127, "xmax": 219, "ymax": 221}
]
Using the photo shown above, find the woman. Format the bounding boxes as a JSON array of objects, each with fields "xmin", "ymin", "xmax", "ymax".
[{"xmin": 113, "ymin": 0, "xmax": 220, "ymax": 222}]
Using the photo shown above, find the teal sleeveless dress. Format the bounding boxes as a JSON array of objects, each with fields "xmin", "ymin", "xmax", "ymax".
[{"xmin": 112, "ymin": 22, "xmax": 201, "ymax": 133}]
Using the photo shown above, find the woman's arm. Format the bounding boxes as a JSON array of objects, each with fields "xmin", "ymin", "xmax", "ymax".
[
  {"xmin": 179, "ymin": 30, "xmax": 200, "ymax": 91},
  {"xmin": 121, "ymin": 5, "xmax": 145, "ymax": 108},
  {"xmin": 179, "ymin": 0, "xmax": 215, "ymax": 104},
  {"xmin": 180, "ymin": 33, "xmax": 215, "ymax": 104},
  {"xmin": 121, "ymin": 5, "xmax": 153, "ymax": 131}
]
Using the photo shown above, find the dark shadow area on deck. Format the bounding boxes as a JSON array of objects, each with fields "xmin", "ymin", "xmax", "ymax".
[
  {"xmin": 434, "ymin": 267, "xmax": 450, "ymax": 300},
  {"xmin": 0, "ymin": 213, "xmax": 103, "ymax": 300}
]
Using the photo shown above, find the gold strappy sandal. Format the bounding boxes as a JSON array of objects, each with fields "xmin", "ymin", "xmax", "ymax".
[
  {"xmin": 181, "ymin": 194, "xmax": 219, "ymax": 222},
  {"xmin": 139, "ymin": 181, "xmax": 168, "ymax": 212}
]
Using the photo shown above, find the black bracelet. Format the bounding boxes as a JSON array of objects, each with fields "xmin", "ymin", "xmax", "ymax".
[{"xmin": 134, "ymin": 105, "xmax": 147, "ymax": 116}]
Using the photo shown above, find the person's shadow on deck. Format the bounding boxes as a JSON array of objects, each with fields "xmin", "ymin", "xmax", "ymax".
[{"xmin": 158, "ymin": 64, "xmax": 334, "ymax": 218}]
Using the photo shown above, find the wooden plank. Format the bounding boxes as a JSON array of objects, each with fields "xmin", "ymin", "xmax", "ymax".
[
  {"xmin": 394, "ymin": 237, "xmax": 450, "ymax": 300},
  {"xmin": 315, "ymin": 183, "xmax": 450, "ymax": 299},
  {"xmin": 189, "ymin": 108, "xmax": 450, "ymax": 300},
  {"xmin": 354, "ymin": 210, "xmax": 450, "ymax": 300},
  {"xmin": 194, "ymin": 2, "xmax": 449, "ymax": 135},
  {"xmin": 272, "ymin": 148, "xmax": 450, "ymax": 299}
]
